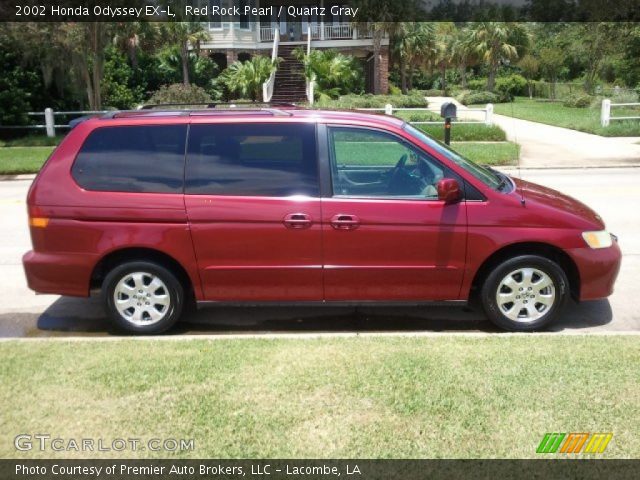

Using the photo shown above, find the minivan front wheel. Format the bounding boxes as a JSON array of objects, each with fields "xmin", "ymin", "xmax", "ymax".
[
  {"xmin": 103, "ymin": 261, "xmax": 184, "ymax": 334},
  {"xmin": 481, "ymin": 255, "xmax": 568, "ymax": 331}
]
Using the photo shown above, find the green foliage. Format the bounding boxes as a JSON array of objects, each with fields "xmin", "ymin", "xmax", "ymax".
[
  {"xmin": 148, "ymin": 83, "xmax": 212, "ymax": 106},
  {"xmin": 495, "ymin": 74, "xmax": 528, "ymax": 100},
  {"xmin": 467, "ymin": 78, "xmax": 487, "ymax": 91},
  {"xmin": 388, "ymin": 83, "xmax": 402, "ymax": 95},
  {"xmin": 221, "ymin": 56, "xmax": 277, "ymax": 101},
  {"xmin": 102, "ymin": 48, "xmax": 146, "ymax": 109},
  {"xmin": 294, "ymin": 48, "xmax": 363, "ymax": 100},
  {"xmin": 562, "ymin": 94, "xmax": 594, "ymax": 108},
  {"xmin": 316, "ymin": 91, "xmax": 427, "ymax": 109},
  {"xmin": 456, "ymin": 90, "xmax": 500, "ymax": 105},
  {"xmin": 0, "ymin": 135, "xmax": 63, "ymax": 147},
  {"xmin": 0, "ymin": 37, "xmax": 41, "ymax": 125}
]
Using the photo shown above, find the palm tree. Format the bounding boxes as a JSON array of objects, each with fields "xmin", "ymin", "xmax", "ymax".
[
  {"xmin": 161, "ymin": 22, "xmax": 209, "ymax": 86},
  {"xmin": 294, "ymin": 48, "xmax": 363, "ymax": 100},
  {"xmin": 451, "ymin": 27, "xmax": 478, "ymax": 89},
  {"xmin": 433, "ymin": 23, "xmax": 456, "ymax": 95},
  {"xmin": 395, "ymin": 23, "xmax": 436, "ymax": 93},
  {"xmin": 221, "ymin": 56, "xmax": 278, "ymax": 101},
  {"xmin": 469, "ymin": 22, "xmax": 529, "ymax": 91}
]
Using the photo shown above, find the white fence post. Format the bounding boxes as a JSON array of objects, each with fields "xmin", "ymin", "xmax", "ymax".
[
  {"xmin": 385, "ymin": 103, "xmax": 393, "ymax": 115},
  {"xmin": 485, "ymin": 103, "xmax": 494, "ymax": 126},
  {"xmin": 44, "ymin": 108, "xmax": 55, "ymax": 138},
  {"xmin": 601, "ymin": 99, "xmax": 611, "ymax": 127}
]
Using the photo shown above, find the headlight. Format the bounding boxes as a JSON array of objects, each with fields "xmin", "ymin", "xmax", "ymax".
[{"xmin": 582, "ymin": 230, "xmax": 613, "ymax": 249}]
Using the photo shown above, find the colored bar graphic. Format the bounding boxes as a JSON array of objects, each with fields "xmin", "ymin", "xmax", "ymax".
[
  {"xmin": 584, "ymin": 433, "xmax": 613, "ymax": 454},
  {"xmin": 536, "ymin": 433, "xmax": 565, "ymax": 453},
  {"xmin": 538, "ymin": 433, "xmax": 613, "ymax": 454}
]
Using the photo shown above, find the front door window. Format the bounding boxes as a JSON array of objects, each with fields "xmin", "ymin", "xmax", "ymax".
[{"xmin": 328, "ymin": 127, "xmax": 445, "ymax": 199}]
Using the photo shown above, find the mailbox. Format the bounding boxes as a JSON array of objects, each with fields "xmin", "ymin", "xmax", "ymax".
[{"xmin": 440, "ymin": 102, "xmax": 457, "ymax": 119}]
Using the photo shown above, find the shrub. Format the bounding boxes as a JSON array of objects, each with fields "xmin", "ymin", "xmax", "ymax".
[
  {"xmin": 495, "ymin": 74, "xmax": 528, "ymax": 100},
  {"xmin": 423, "ymin": 89, "xmax": 446, "ymax": 97},
  {"xmin": 388, "ymin": 83, "xmax": 402, "ymax": 95},
  {"xmin": 562, "ymin": 94, "xmax": 594, "ymax": 108},
  {"xmin": 316, "ymin": 91, "xmax": 427, "ymax": 109},
  {"xmin": 148, "ymin": 84, "xmax": 213, "ymax": 106},
  {"xmin": 294, "ymin": 48, "xmax": 363, "ymax": 100},
  {"xmin": 467, "ymin": 79, "xmax": 487, "ymax": 91},
  {"xmin": 456, "ymin": 90, "xmax": 500, "ymax": 105},
  {"xmin": 220, "ymin": 56, "xmax": 278, "ymax": 101}
]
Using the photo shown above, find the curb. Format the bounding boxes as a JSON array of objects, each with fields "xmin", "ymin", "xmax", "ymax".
[
  {"xmin": 0, "ymin": 174, "xmax": 36, "ymax": 181},
  {"xmin": 499, "ymin": 164, "xmax": 640, "ymax": 171}
]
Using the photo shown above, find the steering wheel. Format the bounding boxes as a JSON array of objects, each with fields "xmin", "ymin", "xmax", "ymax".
[{"xmin": 388, "ymin": 154, "xmax": 408, "ymax": 188}]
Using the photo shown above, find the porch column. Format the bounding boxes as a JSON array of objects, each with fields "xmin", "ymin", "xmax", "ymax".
[{"xmin": 320, "ymin": 0, "xmax": 325, "ymax": 40}]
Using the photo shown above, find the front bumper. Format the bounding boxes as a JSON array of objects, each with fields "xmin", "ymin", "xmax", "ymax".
[{"xmin": 567, "ymin": 240, "xmax": 622, "ymax": 301}]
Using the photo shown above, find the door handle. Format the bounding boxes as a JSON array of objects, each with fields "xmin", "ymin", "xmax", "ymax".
[
  {"xmin": 283, "ymin": 213, "xmax": 312, "ymax": 229},
  {"xmin": 330, "ymin": 214, "xmax": 360, "ymax": 230}
]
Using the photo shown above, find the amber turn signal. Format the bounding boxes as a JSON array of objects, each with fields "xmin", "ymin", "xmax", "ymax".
[{"xmin": 29, "ymin": 217, "xmax": 49, "ymax": 228}]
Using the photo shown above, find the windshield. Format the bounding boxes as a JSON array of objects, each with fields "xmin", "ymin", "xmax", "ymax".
[{"xmin": 403, "ymin": 123, "xmax": 503, "ymax": 190}]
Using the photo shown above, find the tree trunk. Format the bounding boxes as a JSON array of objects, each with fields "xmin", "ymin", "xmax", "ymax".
[
  {"xmin": 181, "ymin": 41, "xmax": 190, "ymax": 86},
  {"xmin": 372, "ymin": 28, "xmax": 383, "ymax": 94},
  {"xmin": 528, "ymin": 81, "xmax": 533, "ymax": 99},
  {"xmin": 400, "ymin": 56, "xmax": 407, "ymax": 94},
  {"xmin": 128, "ymin": 41, "xmax": 138, "ymax": 69},
  {"xmin": 440, "ymin": 65, "xmax": 447, "ymax": 95},
  {"xmin": 487, "ymin": 62, "xmax": 497, "ymax": 92},
  {"xmin": 407, "ymin": 66, "xmax": 414, "ymax": 91},
  {"xmin": 459, "ymin": 61, "xmax": 467, "ymax": 89}
]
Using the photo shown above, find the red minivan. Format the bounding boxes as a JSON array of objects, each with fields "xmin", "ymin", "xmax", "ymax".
[{"xmin": 23, "ymin": 107, "xmax": 621, "ymax": 333}]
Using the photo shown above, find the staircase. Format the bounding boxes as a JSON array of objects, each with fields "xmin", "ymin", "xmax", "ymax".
[{"xmin": 271, "ymin": 45, "xmax": 307, "ymax": 104}]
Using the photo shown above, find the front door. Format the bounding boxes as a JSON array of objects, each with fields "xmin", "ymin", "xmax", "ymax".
[
  {"xmin": 185, "ymin": 122, "xmax": 323, "ymax": 301},
  {"xmin": 321, "ymin": 126, "xmax": 467, "ymax": 301}
]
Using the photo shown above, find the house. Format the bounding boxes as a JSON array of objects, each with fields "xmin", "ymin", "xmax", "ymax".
[{"xmin": 198, "ymin": 0, "xmax": 390, "ymax": 102}]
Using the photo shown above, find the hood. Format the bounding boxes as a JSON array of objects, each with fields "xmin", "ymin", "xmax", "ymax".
[{"xmin": 513, "ymin": 178, "xmax": 605, "ymax": 230}]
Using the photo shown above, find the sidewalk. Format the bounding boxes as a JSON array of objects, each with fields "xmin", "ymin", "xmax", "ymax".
[{"xmin": 427, "ymin": 96, "xmax": 640, "ymax": 168}]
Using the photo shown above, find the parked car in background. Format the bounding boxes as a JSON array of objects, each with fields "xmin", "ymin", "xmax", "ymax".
[{"xmin": 23, "ymin": 106, "xmax": 621, "ymax": 333}]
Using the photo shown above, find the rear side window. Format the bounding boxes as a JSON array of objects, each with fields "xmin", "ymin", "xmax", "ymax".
[
  {"xmin": 72, "ymin": 125, "xmax": 187, "ymax": 193},
  {"xmin": 186, "ymin": 123, "xmax": 318, "ymax": 196}
]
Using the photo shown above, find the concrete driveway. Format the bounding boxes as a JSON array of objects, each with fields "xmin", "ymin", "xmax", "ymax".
[
  {"xmin": 0, "ymin": 167, "xmax": 638, "ymax": 338},
  {"xmin": 427, "ymin": 96, "xmax": 640, "ymax": 168}
]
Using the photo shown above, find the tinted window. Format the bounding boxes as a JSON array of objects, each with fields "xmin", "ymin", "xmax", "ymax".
[
  {"xmin": 329, "ymin": 127, "xmax": 444, "ymax": 199},
  {"xmin": 186, "ymin": 123, "xmax": 319, "ymax": 197},
  {"xmin": 72, "ymin": 125, "xmax": 187, "ymax": 193}
]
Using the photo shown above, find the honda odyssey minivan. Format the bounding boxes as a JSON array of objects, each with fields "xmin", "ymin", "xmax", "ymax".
[{"xmin": 23, "ymin": 106, "xmax": 621, "ymax": 333}]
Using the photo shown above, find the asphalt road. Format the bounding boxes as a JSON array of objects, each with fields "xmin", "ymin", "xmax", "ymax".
[{"xmin": 1, "ymin": 167, "xmax": 638, "ymax": 338}]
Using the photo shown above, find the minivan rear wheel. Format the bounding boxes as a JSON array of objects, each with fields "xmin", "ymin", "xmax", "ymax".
[
  {"xmin": 102, "ymin": 261, "xmax": 184, "ymax": 334},
  {"xmin": 481, "ymin": 255, "xmax": 568, "ymax": 331}
]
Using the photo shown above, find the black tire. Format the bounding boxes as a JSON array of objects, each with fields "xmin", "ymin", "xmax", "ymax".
[
  {"xmin": 481, "ymin": 255, "xmax": 568, "ymax": 331},
  {"xmin": 102, "ymin": 261, "xmax": 184, "ymax": 334}
]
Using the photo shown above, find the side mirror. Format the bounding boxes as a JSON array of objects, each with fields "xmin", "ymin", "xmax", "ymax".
[{"xmin": 437, "ymin": 178, "xmax": 461, "ymax": 204}]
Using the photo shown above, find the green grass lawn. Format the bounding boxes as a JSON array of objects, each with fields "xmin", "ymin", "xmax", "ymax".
[
  {"xmin": 453, "ymin": 142, "xmax": 519, "ymax": 166},
  {"xmin": 1, "ymin": 336, "xmax": 638, "ymax": 459},
  {"xmin": 394, "ymin": 111, "xmax": 507, "ymax": 141},
  {"xmin": 494, "ymin": 97, "xmax": 640, "ymax": 137},
  {"xmin": 0, "ymin": 146, "xmax": 54, "ymax": 174}
]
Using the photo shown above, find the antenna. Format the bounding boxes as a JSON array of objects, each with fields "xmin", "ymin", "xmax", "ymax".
[{"xmin": 511, "ymin": 97, "xmax": 525, "ymax": 206}]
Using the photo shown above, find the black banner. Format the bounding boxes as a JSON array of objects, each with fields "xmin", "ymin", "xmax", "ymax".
[
  {"xmin": 1, "ymin": 459, "xmax": 640, "ymax": 480},
  {"xmin": 0, "ymin": 0, "xmax": 639, "ymax": 22}
]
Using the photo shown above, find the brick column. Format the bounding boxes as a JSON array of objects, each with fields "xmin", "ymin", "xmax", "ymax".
[{"xmin": 378, "ymin": 47, "xmax": 389, "ymax": 94}]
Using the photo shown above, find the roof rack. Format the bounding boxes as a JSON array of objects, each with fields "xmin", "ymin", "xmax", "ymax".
[{"xmin": 139, "ymin": 102, "xmax": 300, "ymax": 110}]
